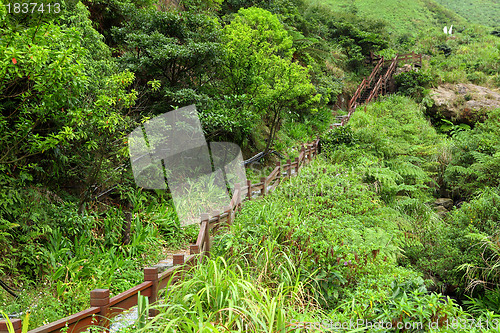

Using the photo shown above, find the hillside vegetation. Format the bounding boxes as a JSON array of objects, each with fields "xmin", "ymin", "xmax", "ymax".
[
  {"xmin": 433, "ymin": 0, "xmax": 500, "ymax": 28},
  {"xmin": 129, "ymin": 95, "xmax": 500, "ymax": 332},
  {"xmin": 306, "ymin": 0, "xmax": 466, "ymax": 38}
]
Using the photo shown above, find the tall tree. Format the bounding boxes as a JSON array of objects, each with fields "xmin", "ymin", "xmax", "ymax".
[{"xmin": 221, "ymin": 7, "xmax": 320, "ymax": 153}]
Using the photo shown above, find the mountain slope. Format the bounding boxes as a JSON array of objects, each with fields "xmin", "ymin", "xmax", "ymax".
[
  {"xmin": 433, "ymin": 0, "xmax": 500, "ymax": 28},
  {"xmin": 306, "ymin": 0, "xmax": 466, "ymax": 36}
]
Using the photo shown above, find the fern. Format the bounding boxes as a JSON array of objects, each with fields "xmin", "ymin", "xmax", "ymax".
[
  {"xmin": 365, "ymin": 167, "xmax": 402, "ymax": 190},
  {"xmin": 473, "ymin": 152, "xmax": 500, "ymax": 184},
  {"xmin": 471, "ymin": 151, "xmax": 494, "ymax": 165},
  {"xmin": 389, "ymin": 159, "xmax": 433, "ymax": 185},
  {"xmin": 445, "ymin": 165, "xmax": 476, "ymax": 177},
  {"xmin": 459, "ymin": 232, "xmax": 500, "ymax": 292}
]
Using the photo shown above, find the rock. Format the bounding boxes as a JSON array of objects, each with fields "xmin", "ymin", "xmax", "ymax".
[
  {"xmin": 435, "ymin": 205, "xmax": 449, "ymax": 217},
  {"xmin": 434, "ymin": 198, "xmax": 454, "ymax": 210},
  {"xmin": 429, "ymin": 83, "xmax": 500, "ymax": 124}
]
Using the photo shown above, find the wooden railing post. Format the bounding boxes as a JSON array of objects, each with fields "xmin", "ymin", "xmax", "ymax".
[
  {"xmin": 286, "ymin": 159, "xmax": 291, "ymax": 178},
  {"xmin": 294, "ymin": 157, "xmax": 299, "ymax": 174},
  {"xmin": 200, "ymin": 213, "xmax": 210, "ymax": 250},
  {"xmin": 247, "ymin": 180, "xmax": 252, "ymax": 200},
  {"xmin": 173, "ymin": 254, "xmax": 184, "ymax": 266},
  {"xmin": 260, "ymin": 177, "xmax": 267, "ymax": 196},
  {"xmin": 200, "ymin": 213, "xmax": 210, "ymax": 257},
  {"xmin": 224, "ymin": 205, "xmax": 233, "ymax": 226},
  {"xmin": 90, "ymin": 289, "xmax": 110, "ymax": 331},
  {"xmin": 144, "ymin": 267, "xmax": 159, "ymax": 317},
  {"xmin": 234, "ymin": 183, "xmax": 241, "ymax": 210},
  {"xmin": 190, "ymin": 244, "xmax": 200, "ymax": 255},
  {"xmin": 0, "ymin": 319, "xmax": 21, "ymax": 333},
  {"xmin": 276, "ymin": 161, "xmax": 281, "ymax": 183},
  {"xmin": 172, "ymin": 253, "xmax": 185, "ymax": 281}
]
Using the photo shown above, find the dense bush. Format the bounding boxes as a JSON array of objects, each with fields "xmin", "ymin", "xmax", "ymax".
[
  {"xmin": 394, "ymin": 70, "xmax": 433, "ymax": 101},
  {"xmin": 320, "ymin": 125, "xmax": 357, "ymax": 149},
  {"xmin": 444, "ymin": 108, "xmax": 500, "ymax": 199}
]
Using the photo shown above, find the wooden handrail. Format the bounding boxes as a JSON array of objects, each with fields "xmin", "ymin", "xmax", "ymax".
[
  {"xmin": 384, "ymin": 57, "xmax": 398, "ymax": 81},
  {"xmin": 267, "ymin": 165, "xmax": 280, "ymax": 182},
  {"xmin": 367, "ymin": 57, "xmax": 384, "ymax": 86},
  {"xmin": 366, "ymin": 76, "xmax": 383, "ymax": 104},
  {"xmin": 342, "ymin": 52, "xmax": 422, "ymax": 126},
  {"xmin": 27, "ymin": 307, "xmax": 100, "ymax": 333},
  {"xmin": 0, "ymin": 319, "xmax": 22, "ymax": 333},
  {"xmin": 348, "ymin": 78, "xmax": 367, "ymax": 110}
]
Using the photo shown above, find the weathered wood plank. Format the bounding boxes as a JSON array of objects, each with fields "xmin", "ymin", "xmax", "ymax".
[{"xmin": 267, "ymin": 166, "xmax": 280, "ymax": 181}]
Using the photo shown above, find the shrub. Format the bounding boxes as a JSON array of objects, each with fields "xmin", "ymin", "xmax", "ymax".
[
  {"xmin": 394, "ymin": 70, "xmax": 433, "ymax": 101},
  {"xmin": 320, "ymin": 125, "xmax": 356, "ymax": 152}
]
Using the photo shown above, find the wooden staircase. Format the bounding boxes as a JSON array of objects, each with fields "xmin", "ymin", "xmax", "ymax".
[{"xmin": 332, "ymin": 52, "xmax": 422, "ymax": 128}]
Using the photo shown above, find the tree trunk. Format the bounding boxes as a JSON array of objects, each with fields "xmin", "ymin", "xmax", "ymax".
[
  {"xmin": 122, "ymin": 211, "xmax": 132, "ymax": 245},
  {"xmin": 264, "ymin": 107, "xmax": 281, "ymax": 156}
]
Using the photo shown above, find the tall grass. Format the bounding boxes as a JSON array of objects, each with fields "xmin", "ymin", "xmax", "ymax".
[{"xmin": 132, "ymin": 254, "xmax": 324, "ymax": 332}]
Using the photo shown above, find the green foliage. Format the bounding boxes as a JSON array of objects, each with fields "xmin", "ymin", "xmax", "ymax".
[
  {"xmin": 318, "ymin": 96, "xmax": 476, "ymax": 291},
  {"xmin": 11, "ymin": 149, "xmax": 492, "ymax": 331},
  {"xmin": 81, "ymin": 0, "xmax": 155, "ymax": 43},
  {"xmin": 464, "ymin": 288, "xmax": 500, "ymax": 316},
  {"xmin": 0, "ymin": 202, "xmax": 166, "ymax": 328},
  {"xmin": 320, "ymin": 125, "xmax": 356, "ymax": 151},
  {"xmin": 330, "ymin": 95, "xmax": 444, "ymax": 203},
  {"xmin": 112, "ymin": 7, "xmax": 221, "ymax": 110},
  {"xmin": 444, "ymin": 108, "xmax": 500, "ymax": 198},
  {"xmin": 220, "ymin": 7, "xmax": 320, "ymax": 151},
  {"xmin": 219, "ymin": 157, "xmax": 411, "ymax": 309},
  {"xmin": 137, "ymin": 291, "xmax": 149, "ymax": 329},
  {"xmin": 438, "ymin": 119, "xmax": 471, "ymax": 135},
  {"xmin": 0, "ymin": 0, "xmax": 140, "ymax": 219},
  {"xmin": 423, "ymin": 28, "xmax": 500, "ymax": 86},
  {"xmin": 299, "ymin": 2, "xmax": 389, "ymax": 71},
  {"xmin": 449, "ymin": 188, "xmax": 500, "ymax": 286},
  {"xmin": 394, "ymin": 70, "xmax": 433, "ymax": 101},
  {"xmin": 180, "ymin": 0, "xmax": 224, "ymax": 11},
  {"xmin": 134, "ymin": 255, "xmax": 322, "ymax": 332},
  {"xmin": 0, "ymin": 22, "xmax": 87, "ymax": 163},
  {"xmin": 3, "ymin": 0, "xmax": 500, "ymax": 330},
  {"xmin": 307, "ymin": 0, "xmax": 464, "ymax": 41},
  {"xmin": 433, "ymin": 0, "xmax": 500, "ymax": 28}
]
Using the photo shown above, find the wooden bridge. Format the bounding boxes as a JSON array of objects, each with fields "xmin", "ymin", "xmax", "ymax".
[{"xmin": 333, "ymin": 52, "xmax": 422, "ymax": 127}]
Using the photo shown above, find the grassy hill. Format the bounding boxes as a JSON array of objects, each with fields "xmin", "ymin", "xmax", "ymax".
[
  {"xmin": 433, "ymin": 0, "xmax": 500, "ymax": 28},
  {"xmin": 305, "ymin": 0, "xmax": 466, "ymax": 37}
]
